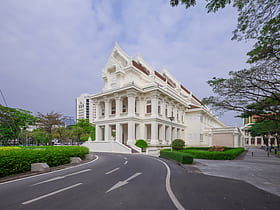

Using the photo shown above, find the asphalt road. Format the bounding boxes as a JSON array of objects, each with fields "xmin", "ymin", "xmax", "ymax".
[{"xmin": 0, "ymin": 153, "xmax": 279, "ymax": 210}]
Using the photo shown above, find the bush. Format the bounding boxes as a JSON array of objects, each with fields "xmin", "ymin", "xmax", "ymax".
[
  {"xmin": 181, "ymin": 147, "xmax": 244, "ymax": 160},
  {"xmin": 135, "ymin": 139, "xmax": 148, "ymax": 148},
  {"xmin": 160, "ymin": 149, "xmax": 193, "ymax": 164},
  {"xmin": 172, "ymin": 139, "xmax": 185, "ymax": 150},
  {"xmin": 0, "ymin": 146, "xmax": 89, "ymax": 177}
]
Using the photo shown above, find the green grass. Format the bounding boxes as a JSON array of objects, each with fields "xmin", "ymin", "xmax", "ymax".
[{"xmin": 0, "ymin": 146, "xmax": 89, "ymax": 177}]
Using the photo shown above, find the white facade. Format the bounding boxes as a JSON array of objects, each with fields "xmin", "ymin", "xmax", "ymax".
[
  {"xmin": 79, "ymin": 44, "xmax": 243, "ymax": 152},
  {"xmin": 241, "ymin": 124, "xmax": 277, "ymax": 147},
  {"xmin": 76, "ymin": 93, "xmax": 96, "ymax": 123}
]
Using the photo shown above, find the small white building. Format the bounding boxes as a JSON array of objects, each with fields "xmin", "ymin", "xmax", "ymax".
[
  {"xmin": 79, "ymin": 44, "xmax": 243, "ymax": 153},
  {"xmin": 76, "ymin": 93, "xmax": 96, "ymax": 124},
  {"xmin": 241, "ymin": 116, "xmax": 277, "ymax": 147}
]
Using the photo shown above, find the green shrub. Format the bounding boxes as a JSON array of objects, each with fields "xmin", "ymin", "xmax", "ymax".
[
  {"xmin": 160, "ymin": 149, "xmax": 193, "ymax": 164},
  {"xmin": 0, "ymin": 146, "xmax": 89, "ymax": 177},
  {"xmin": 172, "ymin": 139, "xmax": 185, "ymax": 150},
  {"xmin": 135, "ymin": 139, "xmax": 148, "ymax": 148},
  {"xmin": 181, "ymin": 147, "xmax": 244, "ymax": 160}
]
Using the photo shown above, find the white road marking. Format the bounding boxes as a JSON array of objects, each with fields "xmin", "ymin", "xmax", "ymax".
[
  {"xmin": 124, "ymin": 157, "xmax": 128, "ymax": 160},
  {"xmin": 22, "ymin": 183, "xmax": 83, "ymax": 205},
  {"xmin": 0, "ymin": 156, "xmax": 99, "ymax": 185},
  {"xmin": 105, "ymin": 167, "xmax": 120, "ymax": 175},
  {"xmin": 31, "ymin": 169, "xmax": 91, "ymax": 186},
  {"xmin": 64, "ymin": 169, "xmax": 92, "ymax": 177},
  {"xmin": 156, "ymin": 159, "xmax": 185, "ymax": 210},
  {"xmin": 124, "ymin": 161, "xmax": 128, "ymax": 165},
  {"xmin": 32, "ymin": 176, "xmax": 65, "ymax": 186},
  {"xmin": 106, "ymin": 172, "xmax": 142, "ymax": 193}
]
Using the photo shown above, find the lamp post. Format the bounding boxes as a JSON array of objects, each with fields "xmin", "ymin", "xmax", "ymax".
[{"xmin": 169, "ymin": 116, "xmax": 175, "ymax": 152}]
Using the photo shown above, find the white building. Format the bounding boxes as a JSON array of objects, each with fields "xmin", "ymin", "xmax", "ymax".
[
  {"xmin": 76, "ymin": 93, "xmax": 96, "ymax": 123},
  {"xmin": 241, "ymin": 116, "xmax": 277, "ymax": 147},
  {"xmin": 80, "ymin": 44, "xmax": 243, "ymax": 153}
]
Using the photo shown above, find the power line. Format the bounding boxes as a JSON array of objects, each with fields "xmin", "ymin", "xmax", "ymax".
[{"xmin": 0, "ymin": 89, "xmax": 8, "ymax": 107}]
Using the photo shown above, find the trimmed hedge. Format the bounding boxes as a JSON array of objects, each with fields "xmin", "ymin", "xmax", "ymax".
[
  {"xmin": 172, "ymin": 139, "xmax": 185, "ymax": 150},
  {"xmin": 181, "ymin": 147, "xmax": 244, "ymax": 160},
  {"xmin": 160, "ymin": 149, "xmax": 193, "ymax": 164},
  {"xmin": 0, "ymin": 146, "xmax": 89, "ymax": 177},
  {"xmin": 135, "ymin": 139, "xmax": 148, "ymax": 148}
]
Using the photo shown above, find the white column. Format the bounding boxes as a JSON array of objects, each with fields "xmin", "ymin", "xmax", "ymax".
[
  {"xmin": 104, "ymin": 124, "xmax": 110, "ymax": 141},
  {"xmin": 127, "ymin": 121, "xmax": 135, "ymax": 145},
  {"xmin": 95, "ymin": 125, "xmax": 100, "ymax": 141},
  {"xmin": 115, "ymin": 97, "xmax": 121, "ymax": 117},
  {"xmin": 95, "ymin": 102, "xmax": 100, "ymax": 120},
  {"xmin": 115, "ymin": 123, "xmax": 121, "ymax": 142},
  {"xmin": 151, "ymin": 95, "xmax": 157, "ymax": 118},
  {"xmin": 159, "ymin": 124, "xmax": 166, "ymax": 144},
  {"xmin": 104, "ymin": 99, "xmax": 110, "ymax": 119},
  {"xmin": 128, "ymin": 94, "xmax": 136, "ymax": 117},
  {"xmin": 150, "ymin": 122, "xmax": 159, "ymax": 145},
  {"xmin": 168, "ymin": 125, "xmax": 172, "ymax": 144}
]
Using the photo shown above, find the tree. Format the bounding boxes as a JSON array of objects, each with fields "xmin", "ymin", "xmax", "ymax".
[
  {"xmin": 170, "ymin": 0, "xmax": 279, "ymax": 40},
  {"xmin": 72, "ymin": 119, "xmax": 95, "ymax": 145},
  {"xmin": 37, "ymin": 111, "xmax": 65, "ymax": 145},
  {"xmin": 0, "ymin": 105, "xmax": 37, "ymax": 145},
  {"xmin": 171, "ymin": 0, "xmax": 280, "ymax": 119},
  {"xmin": 53, "ymin": 127, "xmax": 72, "ymax": 144},
  {"xmin": 29, "ymin": 129, "xmax": 49, "ymax": 145},
  {"xmin": 202, "ymin": 67, "xmax": 280, "ymax": 122}
]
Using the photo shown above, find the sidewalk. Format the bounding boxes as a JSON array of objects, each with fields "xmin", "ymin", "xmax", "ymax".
[{"xmin": 190, "ymin": 147, "xmax": 280, "ymax": 196}]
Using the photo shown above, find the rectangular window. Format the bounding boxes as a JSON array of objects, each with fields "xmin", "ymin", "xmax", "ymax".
[
  {"xmin": 200, "ymin": 134, "xmax": 203, "ymax": 142},
  {"xmin": 147, "ymin": 105, "xmax": 151, "ymax": 113},
  {"xmin": 146, "ymin": 100, "xmax": 151, "ymax": 114}
]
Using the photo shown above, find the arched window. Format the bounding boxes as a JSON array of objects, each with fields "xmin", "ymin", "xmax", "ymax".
[
  {"xmin": 146, "ymin": 99, "xmax": 151, "ymax": 113},
  {"xmin": 165, "ymin": 103, "xmax": 168, "ymax": 117},
  {"xmin": 158, "ymin": 100, "xmax": 161, "ymax": 114}
]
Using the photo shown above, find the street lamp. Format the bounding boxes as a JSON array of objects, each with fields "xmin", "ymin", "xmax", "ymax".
[{"xmin": 169, "ymin": 116, "xmax": 175, "ymax": 152}]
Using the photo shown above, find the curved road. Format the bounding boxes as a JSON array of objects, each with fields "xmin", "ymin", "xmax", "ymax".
[{"xmin": 0, "ymin": 153, "xmax": 279, "ymax": 210}]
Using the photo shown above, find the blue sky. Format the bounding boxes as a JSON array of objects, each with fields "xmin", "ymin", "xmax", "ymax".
[{"xmin": 0, "ymin": 0, "xmax": 253, "ymax": 126}]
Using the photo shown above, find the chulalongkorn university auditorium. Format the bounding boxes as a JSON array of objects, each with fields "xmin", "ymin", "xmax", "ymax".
[{"xmin": 77, "ymin": 44, "xmax": 243, "ymax": 153}]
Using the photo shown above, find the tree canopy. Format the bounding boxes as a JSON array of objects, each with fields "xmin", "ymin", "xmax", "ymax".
[
  {"xmin": 72, "ymin": 119, "xmax": 95, "ymax": 144},
  {"xmin": 171, "ymin": 0, "xmax": 280, "ymax": 121},
  {"xmin": 0, "ymin": 105, "xmax": 37, "ymax": 144},
  {"xmin": 37, "ymin": 111, "xmax": 65, "ymax": 145}
]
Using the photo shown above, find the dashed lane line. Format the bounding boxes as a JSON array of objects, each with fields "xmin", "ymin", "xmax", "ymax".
[{"xmin": 22, "ymin": 183, "xmax": 83, "ymax": 205}]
